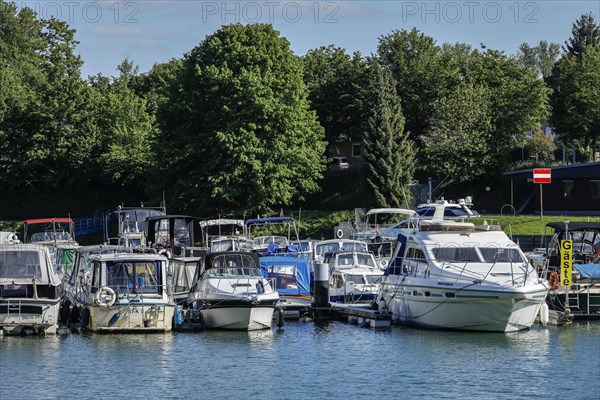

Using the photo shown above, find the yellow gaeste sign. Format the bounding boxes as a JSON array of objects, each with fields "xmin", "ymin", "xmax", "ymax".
[{"xmin": 560, "ymin": 240, "xmax": 573, "ymax": 287}]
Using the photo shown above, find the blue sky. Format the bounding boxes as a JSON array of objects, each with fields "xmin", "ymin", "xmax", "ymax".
[{"xmin": 16, "ymin": 1, "xmax": 600, "ymax": 78}]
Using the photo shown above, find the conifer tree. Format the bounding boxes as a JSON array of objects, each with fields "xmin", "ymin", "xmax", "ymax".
[{"xmin": 363, "ymin": 64, "xmax": 414, "ymax": 208}]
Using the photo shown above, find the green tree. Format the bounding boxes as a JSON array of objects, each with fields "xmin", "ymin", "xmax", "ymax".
[
  {"xmin": 524, "ymin": 131, "xmax": 556, "ymax": 164},
  {"xmin": 421, "ymin": 83, "xmax": 494, "ymax": 183},
  {"xmin": 363, "ymin": 64, "xmax": 414, "ymax": 208},
  {"xmin": 377, "ymin": 28, "xmax": 456, "ymax": 139},
  {"xmin": 563, "ymin": 13, "xmax": 600, "ymax": 58},
  {"xmin": 550, "ymin": 45, "xmax": 600, "ymax": 159},
  {"xmin": 461, "ymin": 49, "xmax": 551, "ymax": 174},
  {"xmin": 302, "ymin": 46, "xmax": 371, "ymax": 150},
  {"xmin": 516, "ymin": 40, "xmax": 560, "ymax": 78},
  {"xmin": 157, "ymin": 23, "xmax": 326, "ymax": 213}
]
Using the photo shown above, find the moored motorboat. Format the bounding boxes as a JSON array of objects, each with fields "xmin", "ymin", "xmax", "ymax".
[
  {"xmin": 186, "ymin": 251, "xmax": 279, "ymax": 330},
  {"xmin": 377, "ymin": 203, "xmax": 548, "ymax": 332},
  {"xmin": 326, "ymin": 251, "xmax": 383, "ymax": 304},
  {"xmin": 0, "ymin": 243, "xmax": 62, "ymax": 335},
  {"xmin": 75, "ymin": 252, "xmax": 174, "ymax": 332}
]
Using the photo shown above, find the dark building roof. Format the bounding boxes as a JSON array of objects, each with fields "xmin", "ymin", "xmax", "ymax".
[{"xmin": 503, "ymin": 162, "xmax": 600, "ymax": 180}]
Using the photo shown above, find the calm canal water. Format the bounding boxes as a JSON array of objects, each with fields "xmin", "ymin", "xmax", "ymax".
[{"xmin": 1, "ymin": 321, "xmax": 599, "ymax": 400}]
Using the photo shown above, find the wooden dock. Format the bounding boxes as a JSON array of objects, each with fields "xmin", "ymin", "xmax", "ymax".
[{"xmin": 326, "ymin": 303, "xmax": 392, "ymax": 328}]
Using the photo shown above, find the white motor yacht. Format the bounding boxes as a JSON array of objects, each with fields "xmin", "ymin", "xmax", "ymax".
[
  {"xmin": 186, "ymin": 251, "xmax": 279, "ymax": 330},
  {"xmin": 0, "ymin": 243, "xmax": 62, "ymax": 335},
  {"xmin": 377, "ymin": 204, "xmax": 549, "ymax": 332},
  {"xmin": 326, "ymin": 251, "xmax": 383, "ymax": 304}
]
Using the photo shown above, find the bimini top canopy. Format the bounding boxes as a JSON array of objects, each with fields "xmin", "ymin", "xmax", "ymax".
[
  {"xmin": 365, "ymin": 208, "xmax": 415, "ymax": 217},
  {"xmin": 245, "ymin": 217, "xmax": 295, "ymax": 225},
  {"xmin": 259, "ymin": 253, "xmax": 310, "ymax": 296},
  {"xmin": 25, "ymin": 218, "xmax": 74, "ymax": 225},
  {"xmin": 199, "ymin": 219, "xmax": 245, "ymax": 228},
  {"xmin": 546, "ymin": 222, "xmax": 600, "ymax": 232}
]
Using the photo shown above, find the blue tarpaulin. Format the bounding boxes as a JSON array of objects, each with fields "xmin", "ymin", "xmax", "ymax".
[
  {"xmin": 574, "ymin": 264, "xmax": 600, "ymax": 280},
  {"xmin": 245, "ymin": 217, "xmax": 294, "ymax": 225},
  {"xmin": 259, "ymin": 254, "xmax": 311, "ymax": 296}
]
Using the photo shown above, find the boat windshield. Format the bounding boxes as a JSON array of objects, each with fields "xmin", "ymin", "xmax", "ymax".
[
  {"xmin": 343, "ymin": 242, "xmax": 367, "ymax": 252},
  {"xmin": 0, "ymin": 251, "xmax": 41, "ymax": 279},
  {"xmin": 106, "ymin": 261, "xmax": 162, "ymax": 294},
  {"xmin": 30, "ymin": 231, "xmax": 72, "ymax": 242},
  {"xmin": 345, "ymin": 274, "xmax": 365, "ymax": 284},
  {"xmin": 432, "ymin": 247, "xmax": 480, "ymax": 263},
  {"xmin": 211, "ymin": 239, "xmax": 235, "ymax": 252},
  {"xmin": 254, "ymin": 236, "xmax": 288, "ymax": 246},
  {"xmin": 479, "ymin": 248, "xmax": 525, "ymax": 263},
  {"xmin": 356, "ymin": 254, "xmax": 376, "ymax": 267}
]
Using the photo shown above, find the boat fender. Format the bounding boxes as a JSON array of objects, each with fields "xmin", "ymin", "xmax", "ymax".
[
  {"xmin": 336, "ymin": 229, "xmax": 344, "ymax": 239},
  {"xmin": 539, "ymin": 303, "xmax": 549, "ymax": 326},
  {"xmin": 275, "ymin": 307, "xmax": 285, "ymax": 328},
  {"xmin": 549, "ymin": 271, "xmax": 559, "ymax": 291},
  {"xmin": 174, "ymin": 305, "xmax": 183, "ymax": 327},
  {"xmin": 96, "ymin": 286, "xmax": 116, "ymax": 307}
]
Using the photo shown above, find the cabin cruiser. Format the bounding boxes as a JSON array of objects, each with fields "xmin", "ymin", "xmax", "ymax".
[
  {"xmin": 527, "ymin": 222, "xmax": 600, "ymax": 321},
  {"xmin": 105, "ymin": 204, "xmax": 166, "ymax": 247},
  {"xmin": 377, "ymin": 204, "xmax": 548, "ymax": 332},
  {"xmin": 0, "ymin": 243, "xmax": 62, "ymax": 335},
  {"xmin": 145, "ymin": 215, "xmax": 207, "ymax": 305},
  {"xmin": 326, "ymin": 251, "xmax": 383, "ymax": 303},
  {"xmin": 186, "ymin": 251, "xmax": 279, "ymax": 330},
  {"xmin": 199, "ymin": 218, "xmax": 251, "ymax": 252},
  {"xmin": 75, "ymin": 252, "xmax": 174, "ymax": 332},
  {"xmin": 313, "ymin": 239, "xmax": 368, "ymax": 263},
  {"xmin": 23, "ymin": 218, "xmax": 79, "ymax": 277}
]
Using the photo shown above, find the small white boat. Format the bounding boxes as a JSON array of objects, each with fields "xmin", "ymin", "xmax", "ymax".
[
  {"xmin": 313, "ymin": 239, "xmax": 368, "ymax": 263},
  {"xmin": 326, "ymin": 251, "xmax": 383, "ymax": 304},
  {"xmin": 187, "ymin": 251, "xmax": 279, "ymax": 330},
  {"xmin": 0, "ymin": 243, "xmax": 62, "ymax": 335},
  {"xmin": 377, "ymin": 203, "xmax": 549, "ymax": 332},
  {"xmin": 75, "ymin": 252, "xmax": 174, "ymax": 332}
]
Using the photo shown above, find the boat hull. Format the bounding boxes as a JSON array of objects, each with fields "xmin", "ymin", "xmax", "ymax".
[
  {"xmin": 201, "ymin": 305, "xmax": 275, "ymax": 330},
  {"xmin": 381, "ymin": 282, "xmax": 548, "ymax": 332},
  {"xmin": 85, "ymin": 304, "xmax": 174, "ymax": 333},
  {"xmin": 0, "ymin": 299, "xmax": 60, "ymax": 335}
]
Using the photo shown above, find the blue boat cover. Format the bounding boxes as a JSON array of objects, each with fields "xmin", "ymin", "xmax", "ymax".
[
  {"xmin": 259, "ymin": 254, "xmax": 311, "ymax": 296},
  {"xmin": 574, "ymin": 264, "xmax": 600, "ymax": 279}
]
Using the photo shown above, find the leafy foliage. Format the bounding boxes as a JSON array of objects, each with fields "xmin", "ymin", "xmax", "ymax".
[
  {"xmin": 363, "ymin": 64, "xmax": 414, "ymax": 208},
  {"xmin": 421, "ymin": 83, "xmax": 494, "ymax": 183},
  {"xmin": 156, "ymin": 23, "xmax": 326, "ymax": 214},
  {"xmin": 302, "ymin": 46, "xmax": 371, "ymax": 147},
  {"xmin": 524, "ymin": 131, "xmax": 557, "ymax": 164},
  {"xmin": 563, "ymin": 13, "xmax": 600, "ymax": 58},
  {"xmin": 549, "ymin": 45, "xmax": 600, "ymax": 158},
  {"xmin": 516, "ymin": 41, "xmax": 560, "ymax": 78}
]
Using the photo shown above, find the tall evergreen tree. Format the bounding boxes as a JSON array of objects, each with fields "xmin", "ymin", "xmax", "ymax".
[
  {"xmin": 363, "ymin": 64, "xmax": 414, "ymax": 208},
  {"xmin": 563, "ymin": 13, "xmax": 600, "ymax": 58}
]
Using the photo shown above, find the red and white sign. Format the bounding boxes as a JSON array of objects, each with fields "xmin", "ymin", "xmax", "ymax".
[{"xmin": 533, "ymin": 168, "xmax": 551, "ymax": 184}]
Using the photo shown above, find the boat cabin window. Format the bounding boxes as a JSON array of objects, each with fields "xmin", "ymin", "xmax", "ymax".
[
  {"xmin": 365, "ymin": 275, "xmax": 382, "ymax": 285},
  {"xmin": 331, "ymin": 274, "xmax": 344, "ymax": 288},
  {"xmin": 91, "ymin": 261, "xmax": 101, "ymax": 293},
  {"xmin": 172, "ymin": 260, "xmax": 198, "ymax": 292},
  {"xmin": 0, "ymin": 251, "xmax": 41, "ymax": 279},
  {"xmin": 30, "ymin": 231, "xmax": 72, "ymax": 242},
  {"xmin": 342, "ymin": 242, "xmax": 367, "ymax": 252},
  {"xmin": 106, "ymin": 261, "xmax": 162, "ymax": 294},
  {"xmin": 211, "ymin": 239, "xmax": 235, "ymax": 252},
  {"xmin": 356, "ymin": 254, "xmax": 376, "ymax": 268},
  {"xmin": 268, "ymin": 265, "xmax": 297, "ymax": 290},
  {"xmin": 479, "ymin": 248, "xmax": 525, "ymax": 263},
  {"xmin": 432, "ymin": 247, "xmax": 479, "ymax": 263},
  {"xmin": 337, "ymin": 254, "xmax": 355, "ymax": 266},
  {"xmin": 345, "ymin": 274, "xmax": 365, "ymax": 284},
  {"xmin": 316, "ymin": 243, "xmax": 339, "ymax": 255},
  {"xmin": 406, "ymin": 247, "xmax": 426, "ymax": 261}
]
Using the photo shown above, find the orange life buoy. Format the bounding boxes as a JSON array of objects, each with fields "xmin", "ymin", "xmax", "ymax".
[{"xmin": 549, "ymin": 271, "xmax": 559, "ymax": 290}]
